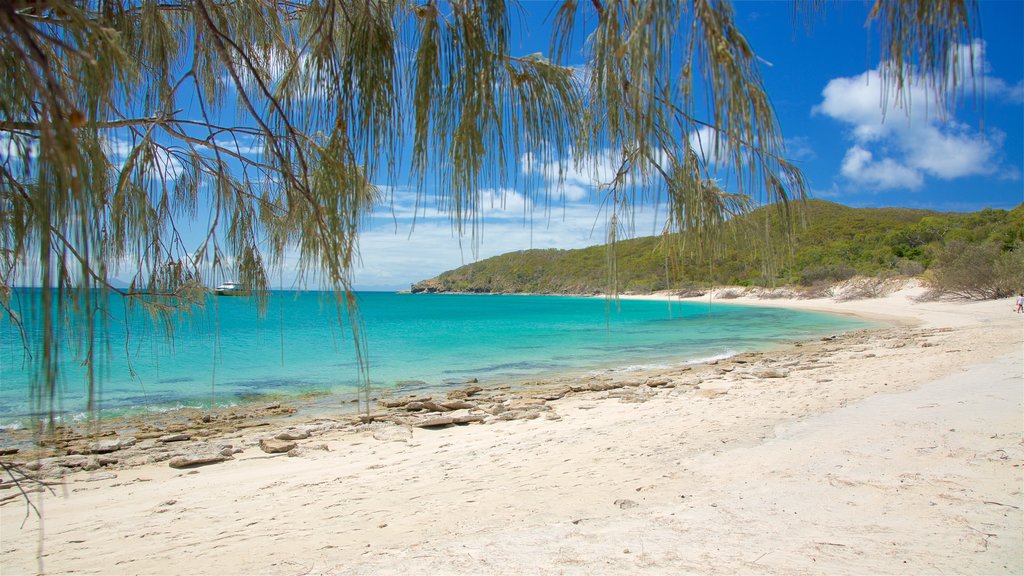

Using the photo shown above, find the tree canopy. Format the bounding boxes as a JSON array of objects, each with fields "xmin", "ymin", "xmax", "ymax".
[{"xmin": 0, "ymin": 0, "xmax": 980, "ymax": 425}]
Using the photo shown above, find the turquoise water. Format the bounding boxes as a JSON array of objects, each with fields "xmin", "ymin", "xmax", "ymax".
[{"xmin": 0, "ymin": 290, "xmax": 873, "ymax": 427}]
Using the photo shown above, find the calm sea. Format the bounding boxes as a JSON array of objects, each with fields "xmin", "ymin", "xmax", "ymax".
[{"xmin": 0, "ymin": 290, "xmax": 873, "ymax": 428}]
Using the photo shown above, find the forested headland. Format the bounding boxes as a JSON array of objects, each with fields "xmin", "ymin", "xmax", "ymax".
[{"xmin": 411, "ymin": 200, "xmax": 1024, "ymax": 298}]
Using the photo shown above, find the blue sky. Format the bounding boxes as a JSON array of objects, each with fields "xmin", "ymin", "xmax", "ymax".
[
  {"xmin": 21, "ymin": 2, "xmax": 1007, "ymax": 290},
  {"xmin": 350, "ymin": 1, "xmax": 1023, "ymax": 290}
]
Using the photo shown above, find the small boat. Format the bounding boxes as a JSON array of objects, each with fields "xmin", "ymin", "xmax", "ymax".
[{"xmin": 214, "ymin": 281, "xmax": 250, "ymax": 296}]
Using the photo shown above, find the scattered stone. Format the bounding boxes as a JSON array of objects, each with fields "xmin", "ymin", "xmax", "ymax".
[
  {"xmin": 358, "ymin": 412, "xmax": 390, "ymax": 423},
  {"xmin": 405, "ymin": 400, "xmax": 448, "ymax": 412},
  {"xmin": 0, "ymin": 447, "xmax": 19, "ymax": 456},
  {"xmin": 506, "ymin": 398, "xmax": 547, "ymax": 411},
  {"xmin": 449, "ymin": 385, "xmax": 483, "ymax": 399},
  {"xmin": 449, "ymin": 410, "xmax": 486, "ymax": 424},
  {"xmin": 275, "ymin": 430, "xmax": 310, "ymax": 441},
  {"xmin": 378, "ymin": 396, "xmax": 431, "ymax": 409},
  {"xmin": 614, "ymin": 499, "xmax": 639, "ymax": 509},
  {"xmin": 58, "ymin": 455, "xmax": 90, "ymax": 468},
  {"xmin": 480, "ymin": 403, "xmax": 506, "ymax": 416},
  {"xmin": 259, "ymin": 439, "xmax": 297, "ymax": 454},
  {"xmin": 587, "ymin": 381, "xmax": 622, "ymax": 392},
  {"xmin": 409, "ymin": 415, "xmax": 454, "ymax": 428},
  {"xmin": 158, "ymin": 433, "xmax": 192, "ymax": 443},
  {"xmin": 168, "ymin": 454, "xmax": 231, "ymax": 469},
  {"xmin": 89, "ymin": 437, "xmax": 135, "ymax": 454},
  {"xmin": 495, "ymin": 410, "xmax": 540, "ymax": 422},
  {"xmin": 441, "ymin": 400, "xmax": 476, "ymax": 410},
  {"xmin": 533, "ymin": 387, "xmax": 570, "ymax": 401}
]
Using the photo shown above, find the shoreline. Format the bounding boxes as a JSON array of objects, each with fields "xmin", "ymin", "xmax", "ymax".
[
  {"xmin": 0, "ymin": 290, "xmax": 872, "ymax": 447},
  {"xmin": 1, "ymin": 285, "xmax": 1021, "ymax": 574}
]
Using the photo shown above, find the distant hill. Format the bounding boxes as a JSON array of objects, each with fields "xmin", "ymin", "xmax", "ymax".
[{"xmin": 410, "ymin": 200, "xmax": 1024, "ymax": 294}]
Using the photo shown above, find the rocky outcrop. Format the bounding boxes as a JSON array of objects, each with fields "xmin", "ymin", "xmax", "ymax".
[{"xmin": 409, "ymin": 279, "xmax": 445, "ymax": 294}]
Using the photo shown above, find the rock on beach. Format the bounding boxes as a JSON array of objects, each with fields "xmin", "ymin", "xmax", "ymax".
[
  {"xmin": 167, "ymin": 454, "xmax": 231, "ymax": 469},
  {"xmin": 259, "ymin": 439, "xmax": 297, "ymax": 454}
]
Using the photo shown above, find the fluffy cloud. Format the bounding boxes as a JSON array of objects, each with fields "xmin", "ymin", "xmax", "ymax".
[
  {"xmin": 521, "ymin": 149, "xmax": 621, "ymax": 201},
  {"xmin": 102, "ymin": 136, "xmax": 187, "ymax": 181},
  {"xmin": 352, "ymin": 175, "xmax": 668, "ymax": 290},
  {"xmin": 952, "ymin": 40, "xmax": 1024, "ymax": 103},
  {"xmin": 839, "ymin": 146, "xmax": 923, "ymax": 190},
  {"xmin": 688, "ymin": 127, "xmax": 726, "ymax": 166},
  {"xmin": 815, "ymin": 41, "xmax": 1017, "ymax": 191}
]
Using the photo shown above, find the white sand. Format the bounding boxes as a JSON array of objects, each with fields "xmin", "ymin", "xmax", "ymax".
[{"xmin": 2, "ymin": 286, "xmax": 1022, "ymax": 575}]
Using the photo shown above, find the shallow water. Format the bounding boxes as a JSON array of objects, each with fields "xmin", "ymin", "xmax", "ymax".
[{"xmin": 0, "ymin": 290, "xmax": 873, "ymax": 427}]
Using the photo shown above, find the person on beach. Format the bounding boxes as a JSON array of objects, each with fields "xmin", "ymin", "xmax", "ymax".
[{"xmin": 1016, "ymin": 292, "xmax": 1024, "ymax": 313}]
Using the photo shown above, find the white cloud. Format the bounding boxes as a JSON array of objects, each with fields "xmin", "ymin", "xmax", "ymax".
[
  {"xmin": 688, "ymin": 127, "xmax": 725, "ymax": 165},
  {"xmin": 785, "ymin": 136, "xmax": 816, "ymax": 162},
  {"xmin": 521, "ymin": 148, "xmax": 622, "ymax": 201},
  {"xmin": 479, "ymin": 188, "xmax": 532, "ymax": 218},
  {"xmin": 103, "ymin": 136, "xmax": 186, "ymax": 180},
  {"xmin": 351, "ymin": 179, "xmax": 668, "ymax": 290},
  {"xmin": 840, "ymin": 146, "xmax": 923, "ymax": 190},
  {"xmin": 815, "ymin": 41, "xmax": 1018, "ymax": 191},
  {"xmin": 951, "ymin": 40, "xmax": 1024, "ymax": 103},
  {"xmin": 904, "ymin": 124, "xmax": 1001, "ymax": 179},
  {"xmin": 213, "ymin": 135, "xmax": 264, "ymax": 156}
]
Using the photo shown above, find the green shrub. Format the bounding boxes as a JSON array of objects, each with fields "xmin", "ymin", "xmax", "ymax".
[
  {"xmin": 930, "ymin": 240, "xmax": 1019, "ymax": 299},
  {"xmin": 798, "ymin": 264, "xmax": 856, "ymax": 286}
]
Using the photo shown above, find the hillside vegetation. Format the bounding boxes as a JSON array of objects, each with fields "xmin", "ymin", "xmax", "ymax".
[{"xmin": 410, "ymin": 200, "xmax": 1024, "ymax": 298}]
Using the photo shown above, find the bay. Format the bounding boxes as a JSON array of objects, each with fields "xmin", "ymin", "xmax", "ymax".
[{"xmin": 0, "ymin": 290, "xmax": 873, "ymax": 428}]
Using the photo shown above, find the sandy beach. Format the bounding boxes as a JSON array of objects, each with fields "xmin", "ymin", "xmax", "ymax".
[{"xmin": 1, "ymin": 284, "xmax": 1021, "ymax": 575}]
